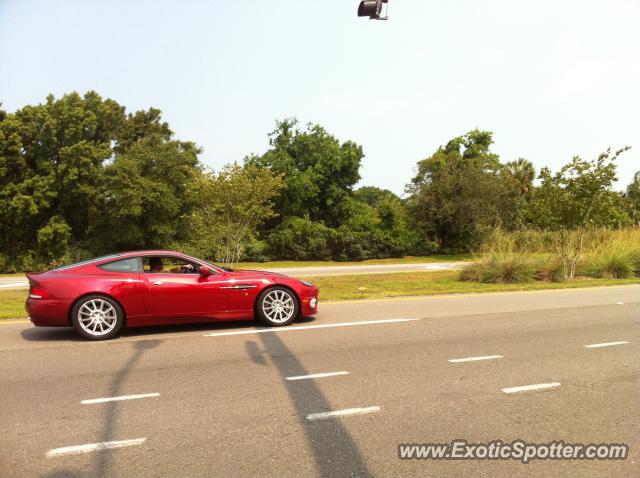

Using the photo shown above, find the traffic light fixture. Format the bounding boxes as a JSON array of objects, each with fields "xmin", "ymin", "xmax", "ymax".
[{"xmin": 357, "ymin": 0, "xmax": 389, "ymax": 20}]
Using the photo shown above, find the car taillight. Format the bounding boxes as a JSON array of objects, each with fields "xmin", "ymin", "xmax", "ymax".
[{"xmin": 29, "ymin": 286, "xmax": 49, "ymax": 299}]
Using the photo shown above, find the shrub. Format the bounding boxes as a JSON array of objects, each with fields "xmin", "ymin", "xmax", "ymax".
[
  {"xmin": 267, "ymin": 217, "xmax": 334, "ymax": 260},
  {"xmin": 585, "ymin": 249, "xmax": 636, "ymax": 279},
  {"xmin": 534, "ymin": 256, "xmax": 566, "ymax": 282},
  {"xmin": 0, "ymin": 254, "xmax": 8, "ymax": 274},
  {"xmin": 459, "ymin": 253, "xmax": 540, "ymax": 283}
]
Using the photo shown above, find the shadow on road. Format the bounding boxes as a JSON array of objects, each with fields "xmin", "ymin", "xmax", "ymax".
[
  {"xmin": 253, "ymin": 332, "xmax": 372, "ymax": 477},
  {"xmin": 40, "ymin": 339, "xmax": 160, "ymax": 478},
  {"xmin": 93, "ymin": 339, "xmax": 161, "ymax": 478},
  {"xmin": 21, "ymin": 327, "xmax": 84, "ymax": 342}
]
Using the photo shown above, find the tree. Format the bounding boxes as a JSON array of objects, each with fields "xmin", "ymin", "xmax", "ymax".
[
  {"xmin": 188, "ymin": 163, "xmax": 284, "ymax": 267},
  {"xmin": 0, "ymin": 91, "xmax": 203, "ymax": 269},
  {"xmin": 527, "ymin": 148, "xmax": 631, "ymax": 278},
  {"xmin": 406, "ymin": 130, "xmax": 521, "ymax": 252},
  {"xmin": 247, "ymin": 118, "xmax": 363, "ymax": 227},
  {"xmin": 0, "ymin": 92, "xmax": 122, "ymax": 263},
  {"xmin": 627, "ymin": 171, "xmax": 640, "ymax": 224},
  {"xmin": 504, "ymin": 158, "xmax": 536, "ymax": 196},
  {"xmin": 90, "ymin": 135, "xmax": 201, "ymax": 252}
]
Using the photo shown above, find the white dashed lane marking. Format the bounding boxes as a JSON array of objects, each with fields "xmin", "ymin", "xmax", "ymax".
[
  {"xmin": 448, "ymin": 355, "xmax": 503, "ymax": 363},
  {"xmin": 502, "ymin": 383, "xmax": 561, "ymax": 394},
  {"xmin": 306, "ymin": 406, "xmax": 381, "ymax": 421},
  {"xmin": 286, "ymin": 371, "xmax": 349, "ymax": 381},
  {"xmin": 46, "ymin": 438, "xmax": 147, "ymax": 457},
  {"xmin": 584, "ymin": 341, "xmax": 630, "ymax": 349},
  {"xmin": 81, "ymin": 393, "xmax": 160, "ymax": 405}
]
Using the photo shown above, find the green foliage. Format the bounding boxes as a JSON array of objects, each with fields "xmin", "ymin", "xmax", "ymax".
[
  {"xmin": 267, "ymin": 217, "xmax": 335, "ymax": 261},
  {"xmin": 585, "ymin": 250, "xmax": 636, "ymax": 279},
  {"xmin": 0, "ymin": 91, "xmax": 202, "ymax": 270},
  {"xmin": 406, "ymin": 129, "xmax": 522, "ymax": 252},
  {"xmin": 247, "ymin": 118, "xmax": 363, "ymax": 227},
  {"xmin": 91, "ymin": 135, "xmax": 201, "ymax": 252},
  {"xmin": 459, "ymin": 253, "xmax": 540, "ymax": 283},
  {"xmin": 2, "ymin": 92, "xmax": 638, "ymax": 271},
  {"xmin": 37, "ymin": 215, "xmax": 71, "ymax": 259},
  {"xmin": 526, "ymin": 148, "xmax": 631, "ymax": 278},
  {"xmin": 462, "ymin": 228, "xmax": 640, "ymax": 283},
  {"xmin": 627, "ymin": 171, "xmax": 640, "ymax": 224},
  {"xmin": 503, "ymin": 158, "xmax": 536, "ymax": 197},
  {"xmin": 188, "ymin": 163, "xmax": 284, "ymax": 266},
  {"xmin": 527, "ymin": 149, "xmax": 631, "ymax": 230}
]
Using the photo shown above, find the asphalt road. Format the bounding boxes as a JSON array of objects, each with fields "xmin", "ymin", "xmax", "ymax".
[
  {"xmin": 1, "ymin": 285, "xmax": 638, "ymax": 477},
  {"xmin": 0, "ymin": 263, "xmax": 469, "ymax": 290}
]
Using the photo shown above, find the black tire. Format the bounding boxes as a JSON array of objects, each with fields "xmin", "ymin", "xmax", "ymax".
[
  {"xmin": 71, "ymin": 295, "xmax": 125, "ymax": 341},
  {"xmin": 256, "ymin": 286, "xmax": 299, "ymax": 327}
]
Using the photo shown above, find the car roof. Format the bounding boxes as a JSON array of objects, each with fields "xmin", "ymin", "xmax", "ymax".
[{"xmin": 117, "ymin": 250, "xmax": 189, "ymax": 257}]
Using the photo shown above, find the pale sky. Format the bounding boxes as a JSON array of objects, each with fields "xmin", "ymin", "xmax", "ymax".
[{"xmin": 1, "ymin": 0, "xmax": 638, "ymax": 194}]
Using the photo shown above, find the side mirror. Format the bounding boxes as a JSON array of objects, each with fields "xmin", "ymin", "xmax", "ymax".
[{"xmin": 199, "ymin": 266, "xmax": 212, "ymax": 276}]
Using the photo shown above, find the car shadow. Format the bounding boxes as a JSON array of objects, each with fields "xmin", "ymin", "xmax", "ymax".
[
  {"xmin": 250, "ymin": 332, "xmax": 373, "ymax": 477},
  {"xmin": 20, "ymin": 327, "xmax": 85, "ymax": 342},
  {"xmin": 20, "ymin": 316, "xmax": 318, "ymax": 342}
]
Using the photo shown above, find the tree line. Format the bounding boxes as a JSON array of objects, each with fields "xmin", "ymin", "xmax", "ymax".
[{"xmin": 0, "ymin": 92, "xmax": 638, "ymax": 271}]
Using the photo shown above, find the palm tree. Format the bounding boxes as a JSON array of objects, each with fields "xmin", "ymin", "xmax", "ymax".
[{"xmin": 505, "ymin": 158, "xmax": 536, "ymax": 196}]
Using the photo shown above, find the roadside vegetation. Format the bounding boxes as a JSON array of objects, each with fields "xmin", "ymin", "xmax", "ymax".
[
  {"xmin": 460, "ymin": 229, "xmax": 640, "ymax": 283},
  {"xmin": 1, "ymin": 92, "xmax": 639, "ymax": 274},
  {"xmin": 236, "ymin": 254, "xmax": 472, "ymax": 269},
  {"xmin": 304, "ymin": 271, "xmax": 640, "ymax": 302}
]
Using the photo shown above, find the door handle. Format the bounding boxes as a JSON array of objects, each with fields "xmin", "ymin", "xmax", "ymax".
[{"xmin": 152, "ymin": 281, "xmax": 164, "ymax": 285}]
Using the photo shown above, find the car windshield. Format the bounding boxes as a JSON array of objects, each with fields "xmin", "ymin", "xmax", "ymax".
[{"xmin": 199, "ymin": 259, "xmax": 233, "ymax": 272}]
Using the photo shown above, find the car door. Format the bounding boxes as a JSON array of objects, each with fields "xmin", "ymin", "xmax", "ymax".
[{"xmin": 142, "ymin": 256, "xmax": 228, "ymax": 318}]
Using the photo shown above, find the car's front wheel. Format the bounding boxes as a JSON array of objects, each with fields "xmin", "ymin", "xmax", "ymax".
[
  {"xmin": 256, "ymin": 287, "xmax": 299, "ymax": 326},
  {"xmin": 71, "ymin": 295, "xmax": 124, "ymax": 340}
]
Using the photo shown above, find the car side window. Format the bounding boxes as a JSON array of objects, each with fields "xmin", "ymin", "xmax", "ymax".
[
  {"xmin": 143, "ymin": 256, "xmax": 200, "ymax": 274},
  {"xmin": 99, "ymin": 257, "xmax": 141, "ymax": 273}
]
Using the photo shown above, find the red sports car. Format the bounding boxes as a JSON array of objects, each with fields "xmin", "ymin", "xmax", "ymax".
[{"xmin": 26, "ymin": 250, "xmax": 319, "ymax": 340}]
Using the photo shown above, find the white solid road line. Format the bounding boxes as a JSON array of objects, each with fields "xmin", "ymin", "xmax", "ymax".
[
  {"xmin": 286, "ymin": 371, "xmax": 349, "ymax": 381},
  {"xmin": 46, "ymin": 438, "xmax": 147, "ymax": 457},
  {"xmin": 81, "ymin": 393, "xmax": 160, "ymax": 405},
  {"xmin": 307, "ymin": 406, "xmax": 381, "ymax": 421},
  {"xmin": 204, "ymin": 318, "xmax": 417, "ymax": 337},
  {"xmin": 502, "ymin": 382, "xmax": 561, "ymax": 394},
  {"xmin": 584, "ymin": 341, "xmax": 630, "ymax": 349},
  {"xmin": 448, "ymin": 355, "xmax": 503, "ymax": 363}
]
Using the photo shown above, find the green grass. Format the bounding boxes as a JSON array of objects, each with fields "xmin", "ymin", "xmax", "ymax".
[
  {"xmin": 0, "ymin": 290, "xmax": 28, "ymax": 320},
  {"xmin": 235, "ymin": 255, "xmax": 472, "ymax": 269},
  {"xmin": 301, "ymin": 271, "xmax": 640, "ymax": 301}
]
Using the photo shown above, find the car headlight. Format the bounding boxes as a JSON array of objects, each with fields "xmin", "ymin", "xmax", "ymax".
[{"xmin": 300, "ymin": 279, "xmax": 314, "ymax": 287}]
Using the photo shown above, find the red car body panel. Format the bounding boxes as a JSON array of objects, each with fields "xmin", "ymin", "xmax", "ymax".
[{"xmin": 26, "ymin": 251, "xmax": 319, "ymax": 329}]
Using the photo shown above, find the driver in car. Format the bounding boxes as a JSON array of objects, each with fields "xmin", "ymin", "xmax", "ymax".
[
  {"xmin": 149, "ymin": 257, "xmax": 164, "ymax": 273},
  {"xmin": 148, "ymin": 257, "xmax": 195, "ymax": 273}
]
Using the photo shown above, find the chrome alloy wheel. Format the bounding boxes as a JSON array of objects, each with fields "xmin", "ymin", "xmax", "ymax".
[
  {"xmin": 262, "ymin": 289, "xmax": 295, "ymax": 323},
  {"xmin": 78, "ymin": 298, "xmax": 118, "ymax": 336}
]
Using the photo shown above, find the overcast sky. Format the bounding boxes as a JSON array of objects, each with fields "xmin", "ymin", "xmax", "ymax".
[{"xmin": 1, "ymin": 0, "xmax": 638, "ymax": 194}]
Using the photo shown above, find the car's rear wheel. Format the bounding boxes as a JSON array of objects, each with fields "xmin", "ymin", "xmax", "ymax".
[
  {"xmin": 71, "ymin": 295, "xmax": 124, "ymax": 340},
  {"xmin": 256, "ymin": 287, "xmax": 299, "ymax": 326}
]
